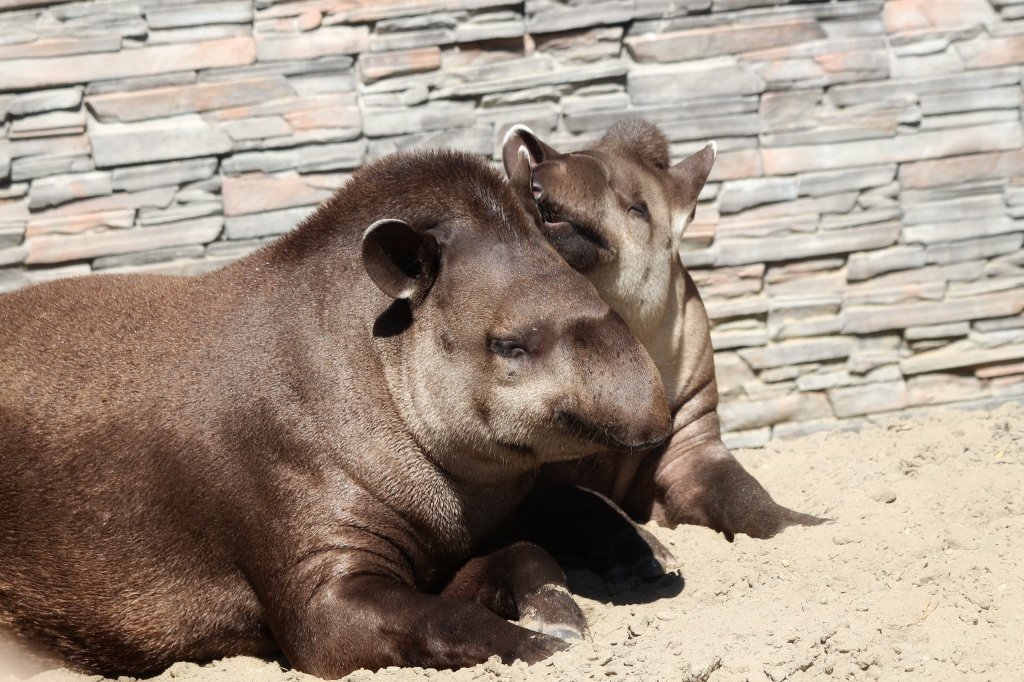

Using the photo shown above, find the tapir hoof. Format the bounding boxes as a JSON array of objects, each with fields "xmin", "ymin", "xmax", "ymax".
[{"xmin": 517, "ymin": 585, "xmax": 588, "ymax": 642}]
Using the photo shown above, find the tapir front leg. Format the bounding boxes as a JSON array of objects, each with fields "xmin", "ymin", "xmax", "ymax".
[
  {"xmin": 641, "ymin": 409, "xmax": 828, "ymax": 541},
  {"xmin": 261, "ymin": 571, "xmax": 567, "ymax": 677},
  {"xmin": 442, "ymin": 541, "xmax": 587, "ymax": 641}
]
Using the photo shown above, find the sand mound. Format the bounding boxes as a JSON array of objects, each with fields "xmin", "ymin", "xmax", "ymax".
[{"xmin": 20, "ymin": 403, "xmax": 1024, "ymax": 681}]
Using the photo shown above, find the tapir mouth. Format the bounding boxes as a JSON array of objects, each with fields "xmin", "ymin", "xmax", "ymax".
[
  {"xmin": 536, "ymin": 201, "xmax": 615, "ymax": 271},
  {"xmin": 555, "ymin": 409, "xmax": 668, "ymax": 452}
]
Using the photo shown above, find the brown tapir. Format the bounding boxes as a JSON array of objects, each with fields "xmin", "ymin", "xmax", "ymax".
[
  {"xmin": 503, "ymin": 120, "xmax": 825, "ymax": 542},
  {"xmin": 0, "ymin": 150, "xmax": 672, "ymax": 677}
]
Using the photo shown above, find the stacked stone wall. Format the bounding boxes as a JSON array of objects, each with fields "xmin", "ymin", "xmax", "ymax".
[{"xmin": 2, "ymin": 0, "xmax": 1023, "ymax": 445}]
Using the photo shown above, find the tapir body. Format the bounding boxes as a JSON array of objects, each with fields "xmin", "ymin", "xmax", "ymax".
[
  {"xmin": 504, "ymin": 120, "xmax": 824, "ymax": 540},
  {"xmin": 0, "ymin": 150, "xmax": 671, "ymax": 677}
]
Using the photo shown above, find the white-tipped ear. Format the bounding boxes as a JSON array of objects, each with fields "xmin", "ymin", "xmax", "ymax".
[
  {"xmin": 502, "ymin": 124, "xmax": 537, "ymax": 152},
  {"xmin": 710, "ymin": 140, "xmax": 718, "ymax": 161},
  {"xmin": 501, "ymin": 124, "xmax": 561, "ymax": 179}
]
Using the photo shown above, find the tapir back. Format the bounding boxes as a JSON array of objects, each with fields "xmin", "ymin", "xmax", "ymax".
[{"xmin": 0, "ymin": 274, "xmax": 276, "ymax": 674}]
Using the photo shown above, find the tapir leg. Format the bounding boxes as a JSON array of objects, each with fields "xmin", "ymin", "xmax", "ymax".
[
  {"xmin": 621, "ymin": 271, "xmax": 829, "ymax": 541},
  {"xmin": 637, "ymin": 411, "xmax": 828, "ymax": 542},
  {"xmin": 514, "ymin": 484, "xmax": 678, "ymax": 583},
  {"xmin": 264, "ymin": 573, "xmax": 567, "ymax": 678},
  {"xmin": 442, "ymin": 541, "xmax": 587, "ymax": 641}
]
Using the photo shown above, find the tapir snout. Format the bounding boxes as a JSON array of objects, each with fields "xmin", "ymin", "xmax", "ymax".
[{"xmin": 556, "ymin": 310, "xmax": 672, "ymax": 451}]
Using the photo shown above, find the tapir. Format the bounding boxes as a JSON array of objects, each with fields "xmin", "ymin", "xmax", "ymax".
[
  {"xmin": 503, "ymin": 119, "xmax": 825, "ymax": 542},
  {"xmin": 0, "ymin": 150, "xmax": 672, "ymax": 678}
]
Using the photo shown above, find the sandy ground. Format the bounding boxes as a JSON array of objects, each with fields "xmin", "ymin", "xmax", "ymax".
[{"xmin": 18, "ymin": 403, "xmax": 1024, "ymax": 682}]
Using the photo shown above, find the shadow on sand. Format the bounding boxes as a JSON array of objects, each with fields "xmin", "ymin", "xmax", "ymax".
[{"xmin": 567, "ymin": 568, "xmax": 686, "ymax": 606}]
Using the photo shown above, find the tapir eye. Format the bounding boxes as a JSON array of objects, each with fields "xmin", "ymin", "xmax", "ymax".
[
  {"xmin": 628, "ymin": 202, "xmax": 649, "ymax": 220},
  {"xmin": 489, "ymin": 338, "xmax": 528, "ymax": 359}
]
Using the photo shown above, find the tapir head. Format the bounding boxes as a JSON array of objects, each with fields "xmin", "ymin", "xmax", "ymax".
[
  {"xmin": 502, "ymin": 120, "xmax": 716, "ymax": 339},
  {"xmin": 354, "ymin": 151, "xmax": 671, "ymax": 475}
]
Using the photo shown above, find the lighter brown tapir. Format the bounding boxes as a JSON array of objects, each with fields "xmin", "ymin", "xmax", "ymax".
[
  {"xmin": 0, "ymin": 150, "xmax": 671, "ymax": 677},
  {"xmin": 503, "ymin": 119, "xmax": 826, "ymax": 541}
]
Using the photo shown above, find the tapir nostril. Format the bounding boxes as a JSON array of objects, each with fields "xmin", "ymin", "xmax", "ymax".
[{"xmin": 531, "ymin": 179, "xmax": 543, "ymax": 200}]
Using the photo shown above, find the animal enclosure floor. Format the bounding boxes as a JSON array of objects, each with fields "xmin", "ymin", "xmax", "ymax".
[{"xmin": 21, "ymin": 404, "xmax": 1024, "ymax": 682}]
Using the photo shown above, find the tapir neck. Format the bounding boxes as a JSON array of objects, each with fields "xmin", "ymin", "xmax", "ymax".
[{"xmin": 632, "ymin": 257, "xmax": 713, "ymax": 415}]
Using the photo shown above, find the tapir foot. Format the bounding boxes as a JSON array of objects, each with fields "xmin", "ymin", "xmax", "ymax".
[
  {"xmin": 654, "ymin": 442, "xmax": 829, "ymax": 542},
  {"xmin": 518, "ymin": 585, "xmax": 588, "ymax": 641},
  {"xmin": 443, "ymin": 541, "xmax": 587, "ymax": 644},
  {"xmin": 503, "ymin": 630, "xmax": 573, "ymax": 665}
]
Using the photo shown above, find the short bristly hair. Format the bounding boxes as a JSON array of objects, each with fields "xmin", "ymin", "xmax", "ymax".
[{"xmin": 598, "ymin": 119, "xmax": 672, "ymax": 170}]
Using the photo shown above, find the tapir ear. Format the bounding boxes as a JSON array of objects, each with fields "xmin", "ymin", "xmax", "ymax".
[
  {"xmin": 668, "ymin": 142, "xmax": 717, "ymax": 238},
  {"xmin": 361, "ymin": 219, "xmax": 439, "ymax": 301},
  {"xmin": 669, "ymin": 142, "xmax": 716, "ymax": 204},
  {"xmin": 501, "ymin": 124, "xmax": 560, "ymax": 181}
]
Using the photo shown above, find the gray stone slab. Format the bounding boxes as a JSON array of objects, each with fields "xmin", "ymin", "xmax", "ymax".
[
  {"xmin": 0, "ymin": 142, "xmax": 9, "ymax": 182},
  {"xmin": 0, "ymin": 222, "xmax": 25, "ymax": 248},
  {"xmin": 920, "ymin": 86, "xmax": 1023, "ymax": 115},
  {"xmin": 456, "ymin": 18, "xmax": 524, "ymax": 43},
  {"xmin": 26, "ymin": 216, "xmax": 223, "ymax": 264},
  {"xmin": 901, "ymin": 342, "xmax": 1024, "ymax": 375},
  {"xmin": 434, "ymin": 61, "xmax": 628, "ymax": 98},
  {"xmin": 145, "ymin": 1, "xmax": 252, "ymax": 29},
  {"xmin": 0, "ymin": 244, "xmax": 28, "ymax": 267},
  {"xmin": 7, "ymin": 87, "xmax": 82, "ymax": 117},
  {"xmin": 920, "ymin": 109, "xmax": 1021, "ymax": 132},
  {"xmin": 820, "ymin": 207, "xmax": 901, "ymax": 231},
  {"xmin": 847, "ymin": 245, "xmax": 926, "ymax": 282},
  {"xmin": 738, "ymin": 337, "xmax": 854, "ymax": 370},
  {"xmin": 628, "ymin": 61, "xmax": 765, "ymax": 105},
  {"xmin": 829, "ymin": 66, "xmax": 1021, "ymax": 106},
  {"xmin": 87, "ymin": 77, "xmax": 296, "ymax": 123},
  {"xmin": 904, "ymin": 216, "xmax": 1020, "ymax": 245},
  {"xmin": 797, "ymin": 164, "xmax": 896, "ymax": 198},
  {"xmin": 710, "ymin": 327, "xmax": 769, "ymax": 351},
  {"xmin": 718, "ymin": 177, "xmax": 799, "ymax": 214},
  {"xmin": 146, "ymin": 24, "xmax": 250, "ymax": 46},
  {"xmin": 90, "ymin": 116, "xmax": 232, "ymax": 168},
  {"xmin": 0, "ymin": 268, "xmax": 30, "ymax": 294},
  {"xmin": 846, "ymin": 290, "xmax": 1024, "ymax": 335},
  {"xmin": 138, "ymin": 201, "xmax": 222, "ymax": 226},
  {"xmin": 762, "ymin": 121, "xmax": 1024, "ymax": 176},
  {"xmin": 224, "ymin": 206, "xmax": 315, "ymax": 240},
  {"xmin": 565, "ymin": 96, "xmax": 757, "ymax": 133},
  {"xmin": 11, "ymin": 155, "xmax": 93, "ymax": 182},
  {"xmin": 222, "ymin": 116, "xmax": 293, "ymax": 141},
  {"xmin": 368, "ymin": 28, "xmax": 455, "ymax": 52},
  {"xmin": 0, "ymin": 36, "xmax": 255, "ymax": 90},
  {"xmin": 84, "ymin": 71, "xmax": 198, "ymax": 96},
  {"xmin": 374, "ymin": 11, "xmax": 464, "ymax": 32},
  {"xmin": 9, "ymin": 109, "xmax": 85, "ymax": 138},
  {"xmin": 926, "ymin": 234, "xmax": 1024, "ymax": 265},
  {"xmin": 715, "ymin": 223, "xmax": 900, "ymax": 267},
  {"xmin": 719, "ymin": 392, "xmax": 831, "ymax": 432},
  {"xmin": 28, "ymin": 171, "xmax": 112, "ymax": 210},
  {"xmin": 111, "ymin": 158, "xmax": 219, "ymax": 193},
  {"xmin": 627, "ymin": 19, "xmax": 826, "ymax": 63},
  {"xmin": 829, "ymin": 381, "xmax": 907, "ymax": 418},
  {"xmin": 905, "ymin": 321, "xmax": 970, "ymax": 341},
  {"xmin": 255, "ymin": 26, "xmax": 368, "ymax": 62},
  {"xmin": 526, "ymin": 0, "xmax": 634, "ymax": 33}
]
